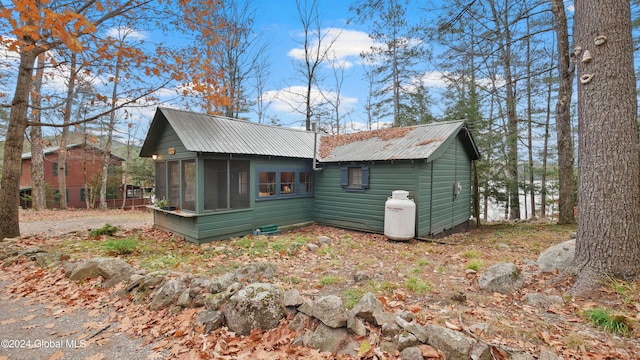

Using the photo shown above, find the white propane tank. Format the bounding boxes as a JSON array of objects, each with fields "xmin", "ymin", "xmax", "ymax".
[{"xmin": 384, "ymin": 190, "xmax": 416, "ymax": 241}]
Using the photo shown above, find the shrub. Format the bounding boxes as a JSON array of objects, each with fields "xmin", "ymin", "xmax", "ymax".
[
  {"xmin": 90, "ymin": 223, "xmax": 119, "ymax": 237},
  {"xmin": 102, "ymin": 238, "xmax": 138, "ymax": 255}
]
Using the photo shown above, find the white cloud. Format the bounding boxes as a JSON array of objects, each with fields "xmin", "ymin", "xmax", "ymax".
[
  {"xmin": 288, "ymin": 28, "xmax": 378, "ymax": 68},
  {"xmin": 105, "ymin": 27, "xmax": 147, "ymax": 41},
  {"xmin": 261, "ymin": 85, "xmax": 358, "ymax": 115}
]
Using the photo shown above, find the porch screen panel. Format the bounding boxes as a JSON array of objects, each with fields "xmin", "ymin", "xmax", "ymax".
[
  {"xmin": 204, "ymin": 159, "xmax": 228, "ymax": 210},
  {"xmin": 230, "ymin": 160, "xmax": 250, "ymax": 209},
  {"xmin": 182, "ymin": 160, "xmax": 196, "ymax": 211},
  {"xmin": 155, "ymin": 162, "xmax": 166, "ymax": 201},
  {"xmin": 167, "ymin": 161, "xmax": 180, "ymax": 206}
]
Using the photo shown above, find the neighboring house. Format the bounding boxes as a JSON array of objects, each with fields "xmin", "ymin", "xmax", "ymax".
[
  {"xmin": 20, "ymin": 144, "xmax": 148, "ymax": 209},
  {"xmin": 140, "ymin": 107, "xmax": 480, "ymax": 244}
]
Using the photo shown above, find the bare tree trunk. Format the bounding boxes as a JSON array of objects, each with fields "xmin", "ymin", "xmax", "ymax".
[
  {"xmin": 99, "ymin": 44, "xmax": 122, "ymax": 209},
  {"xmin": 551, "ymin": 0, "xmax": 576, "ymax": 225},
  {"xmin": 573, "ymin": 0, "xmax": 640, "ymax": 292},
  {"xmin": 58, "ymin": 53, "xmax": 77, "ymax": 209},
  {"xmin": 30, "ymin": 53, "xmax": 47, "ymax": 211},
  {"xmin": 0, "ymin": 48, "xmax": 38, "ymax": 239},
  {"xmin": 541, "ymin": 50, "xmax": 554, "ymax": 219},
  {"xmin": 488, "ymin": 0, "xmax": 520, "ymax": 220}
]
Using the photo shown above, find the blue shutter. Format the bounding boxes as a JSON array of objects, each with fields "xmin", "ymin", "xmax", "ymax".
[
  {"xmin": 361, "ymin": 166, "xmax": 369, "ymax": 189},
  {"xmin": 340, "ymin": 166, "xmax": 348, "ymax": 187}
]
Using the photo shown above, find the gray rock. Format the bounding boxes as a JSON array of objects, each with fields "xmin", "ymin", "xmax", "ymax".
[
  {"xmin": 398, "ymin": 311, "xmax": 415, "ymax": 322},
  {"xmin": 204, "ymin": 292, "xmax": 227, "ymax": 310},
  {"xmin": 68, "ymin": 258, "xmax": 135, "ymax": 288},
  {"xmin": 307, "ymin": 323, "xmax": 348, "ymax": 353},
  {"xmin": 373, "ymin": 311, "xmax": 398, "ymax": 326},
  {"xmin": 313, "ymin": 296, "xmax": 348, "ymax": 328},
  {"xmin": 478, "ymin": 263, "xmax": 523, "ymax": 294},
  {"xmin": 223, "ymin": 283, "xmax": 285, "ymax": 336},
  {"xmin": 141, "ymin": 271, "xmax": 167, "ymax": 289},
  {"xmin": 151, "ymin": 279, "xmax": 187, "ymax": 310},
  {"xmin": 347, "ymin": 314, "xmax": 367, "ymax": 337},
  {"xmin": 317, "ymin": 236, "xmax": 331, "ymax": 246},
  {"xmin": 225, "ymin": 282, "xmax": 244, "ymax": 297},
  {"xmin": 537, "ymin": 239, "xmax": 575, "ymax": 273},
  {"xmin": 524, "ymin": 293, "xmax": 564, "ymax": 309},
  {"xmin": 379, "ymin": 341, "xmax": 397, "ymax": 354},
  {"xmin": 307, "ymin": 243, "xmax": 319, "ymax": 251},
  {"xmin": 509, "ymin": 352, "xmax": 535, "ymax": 360},
  {"xmin": 395, "ymin": 317, "xmax": 428, "ymax": 343},
  {"xmin": 195, "ymin": 309, "xmax": 225, "ymax": 334},
  {"xmin": 381, "ymin": 322, "xmax": 402, "ymax": 338},
  {"xmin": 19, "ymin": 247, "xmax": 45, "ymax": 256},
  {"xmin": 396, "ymin": 332, "xmax": 420, "ymax": 351},
  {"xmin": 425, "ymin": 324, "xmax": 474, "ymax": 360},
  {"xmin": 209, "ymin": 273, "xmax": 235, "ymax": 293},
  {"xmin": 234, "ymin": 263, "xmax": 276, "ymax": 282},
  {"xmin": 353, "ymin": 271, "xmax": 371, "ymax": 283},
  {"xmin": 336, "ymin": 337, "xmax": 359, "ymax": 357},
  {"xmin": 470, "ymin": 342, "xmax": 492, "ymax": 360},
  {"xmin": 400, "ymin": 346, "xmax": 424, "ymax": 360},
  {"xmin": 176, "ymin": 289, "xmax": 191, "ymax": 307},
  {"xmin": 288, "ymin": 312, "xmax": 310, "ymax": 332},
  {"xmin": 284, "ymin": 289, "xmax": 304, "ymax": 307},
  {"xmin": 538, "ymin": 348, "xmax": 562, "ymax": 360},
  {"xmin": 351, "ymin": 292, "xmax": 384, "ymax": 324}
]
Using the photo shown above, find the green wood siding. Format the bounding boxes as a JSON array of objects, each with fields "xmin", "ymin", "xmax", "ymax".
[
  {"xmin": 416, "ymin": 162, "xmax": 432, "ymax": 237},
  {"xmin": 429, "ymin": 135, "xmax": 471, "ymax": 235},
  {"xmin": 314, "ymin": 162, "xmax": 418, "ymax": 233}
]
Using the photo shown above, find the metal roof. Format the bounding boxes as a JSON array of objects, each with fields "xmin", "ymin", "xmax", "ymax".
[
  {"xmin": 320, "ymin": 120, "xmax": 476, "ymax": 162},
  {"xmin": 143, "ymin": 107, "xmax": 317, "ymax": 159}
]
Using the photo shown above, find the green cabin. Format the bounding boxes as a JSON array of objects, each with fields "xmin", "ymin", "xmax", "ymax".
[{"xmin": 140, "ymin": 107, "xmax": 480, "ymax": 244}]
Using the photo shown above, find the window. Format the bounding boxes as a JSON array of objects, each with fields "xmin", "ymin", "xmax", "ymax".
[
  {"xmin": 167, "ymin": 161, "xmax": 180, "ymax": 206},
  {"xmin": 258, "ymin": 171, "xmax": 276, "ymax": 197},
  {"xmin": 340, "ymin": 165, "xmax": 369, "ymax": 191},
  {"xmin": 182, "ymin": 160, "xmax": 196, "ymax": 211},
  {"xmin": 349, "ymin": 167, "xmax": 362, "ymax": 187},
  {"xmin": 280, "ymin": 172, "xmax": 295, "ymax": 195},
  {"xmin": 257, "ymin": 169, "xmax": 313, "ymax": 199},
  {"xmin": 53, "ymin": 162, "xmax": 68, "ymax": 176},
  {"xmin": 108, "ymin": 164, "xmax": 118, "ymax": 176},
  {"xmin": 204, "ymin": 159, "xmax": 250, "ymax": 210},
  {"xmin": 299, "ymin": 171, "xmax": 313, "ymax": 194},
  {"xmin": 155, "ymin": 162, "xmax": 166, "ymax": 200},
  {"xmin": 80, "ymin": 188, "xmax": 91, "ymax": 202}
]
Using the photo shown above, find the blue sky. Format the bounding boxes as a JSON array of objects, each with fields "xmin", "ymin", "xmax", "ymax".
[{"xmin": 138, "ymin": 0, "xmax": 442, "ymax": 134}]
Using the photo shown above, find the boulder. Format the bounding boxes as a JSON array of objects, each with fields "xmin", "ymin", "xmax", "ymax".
[
  {"xmin": 537, "ymin": 240, "xmax": 575, "ymax": 273},
  {"xmin": 68, "ymin": 258, "xmax": 135, "ymax": 287},
  {"xmin": 425, "ymin": 324, "xmax": 474, "ymax": 360},
  {"xmin": 400, "ymin": 346, "xmax": 424, "ymax": 360},
  {"xmin": 223, "ymin": 283, "xmax": 285, "ymax": 335},
  {"xmin": 524, "ymin": 293, "xmax": 564, "ymax": 309},
  {"xmin": 351, "ymin": 292, "xmax": 384, "ymax": 324},
  {"xmin": 395, "ymin": 316, "xmax": 428, "ymax": 343},
  {"xmin": 194, "ymin": 309, "xmax": 225, "ymax": 334},
  {"xmin": 478, "ymin": 263, "xmax": 523, "ymax": 294},
  {"xmin": 307, "ymin": 323, "xmax": 348, "ymax": 354},
  {"xmin": 312, "ymin": 295, "xmax": 348, "ymax": 328},
  {"xmin": 284, "ymin": 289, "xmax": 304, "ymax": 307},
  {"xmin": 396, "ymin": 332, "xmax": 420, "ymax": 351},
  {"xmin": 151, "ymin": 279, "xmax": 187, "ymax": 310}
]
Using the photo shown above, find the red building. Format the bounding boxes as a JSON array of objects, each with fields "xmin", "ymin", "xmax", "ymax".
[{"xmin": 20, "ymin": 144, "xmax": 148, "ymax": 209}]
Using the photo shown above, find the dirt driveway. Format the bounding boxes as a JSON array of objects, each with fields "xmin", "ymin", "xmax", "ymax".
[
  {"xmin": 18, "ymin": 208, "xmax": 153, "ymax": 238},
  {"xmin": 1, "ymin": 208, "xmax": 158, "ymax": 360}
]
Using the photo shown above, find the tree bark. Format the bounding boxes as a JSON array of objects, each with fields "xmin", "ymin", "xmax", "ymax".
[
  {"xmin": 0, "ymin": 48, "xmax": 38, "ymax": 239},
  {"xmin": 573, "ymin": 0, "xmax": 640, "ymax": 291},
  {"xmin": 551, "ymin": 0, "xmax": 576, "ymax": 225},
  {"xmin": 58, "ymin": 53, "xmax": 77, "ymax": 210},
  {"xmin": 30, "ymin": 52, "xmax": 47, "ymax": 211}
]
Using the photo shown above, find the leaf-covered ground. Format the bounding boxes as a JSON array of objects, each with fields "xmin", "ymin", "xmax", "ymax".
[{"xmin": 1, "ymin": 209, "xmax": 639, "ymax": 359}]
